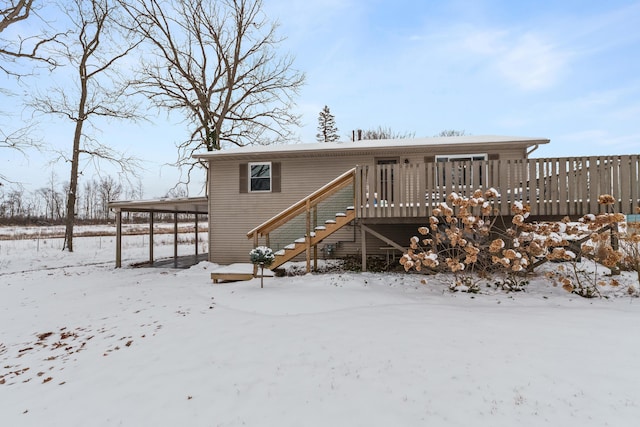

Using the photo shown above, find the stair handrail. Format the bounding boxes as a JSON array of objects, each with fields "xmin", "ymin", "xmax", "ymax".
[{"xmin": 247, "ymin": 168, "xmax": 356, "ymax": 240}]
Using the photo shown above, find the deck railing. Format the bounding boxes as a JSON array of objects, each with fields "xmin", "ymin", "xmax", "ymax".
[
  {"xmin": 247, "ymin": 168, "xmax": 356, "ymax": 243},
  {"xmin": 355, "ymin": 155, "xmax": 640, "ymax": 218}
]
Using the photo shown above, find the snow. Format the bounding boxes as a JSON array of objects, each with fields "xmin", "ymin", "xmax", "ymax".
[
  {"xmin": 1, "ymin": 231, "xmax": 640, "ymax": 426},
  {"xmin": 193, "ymin": 135, "xmax": 549, "ymax": 160},
  {"xmin": 209, "ymin": 263, "xmax": 255, "ymax": 274}
]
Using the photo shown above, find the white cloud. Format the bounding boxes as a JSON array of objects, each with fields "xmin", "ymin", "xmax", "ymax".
[
  {"xmin": 459, "ymin": 28, "xmax": 569, "ymax": 91},
  {"xmin": 495, "ymin": 33, "xmax": 568, "ymax": 90}
]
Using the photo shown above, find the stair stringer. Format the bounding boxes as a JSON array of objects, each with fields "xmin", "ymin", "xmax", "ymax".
[{"xmin": 270, "ymin": 209, "xmax": 355, "ymax": 270}]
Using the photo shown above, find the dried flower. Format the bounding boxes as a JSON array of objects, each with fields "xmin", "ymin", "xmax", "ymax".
[
  {"xmin": 598, "ymin": 194, "xmax": 616, "ymax": 205},
  {"xmin": 489, "ymin": 239, "xmax": 505, "ymax": 253}
]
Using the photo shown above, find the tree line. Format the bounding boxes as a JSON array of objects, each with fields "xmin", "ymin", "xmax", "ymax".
[
  {"xmin": 0, "ymin": 173, "xmax": 191, "ymax": 224},
  {"xmin": 0, "ymin": 174, "xmax": 136, "ymax": 224}
]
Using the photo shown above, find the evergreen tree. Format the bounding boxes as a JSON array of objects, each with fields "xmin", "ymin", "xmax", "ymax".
[{"xmin": 316, "ymin": 105, "xmax": 339, "ymax": 142}]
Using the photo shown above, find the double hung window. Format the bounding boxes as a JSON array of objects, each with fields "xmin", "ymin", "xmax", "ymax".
[{"xmin": 249, "ymin": 162, "xmax": 272, "ymax": 192}]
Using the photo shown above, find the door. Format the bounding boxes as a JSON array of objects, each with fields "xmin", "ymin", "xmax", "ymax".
[{"xmin": 377, "ymin": 158, "xmax": 398, "ymax": 205}]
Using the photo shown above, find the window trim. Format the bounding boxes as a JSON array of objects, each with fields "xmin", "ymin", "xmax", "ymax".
[
  {"xmin": 435, "ymin": 153, "xmax": 488, "ymax": 162},
  {"xmin": 434, "ymin": 154, "xmax": 488, "ymax": 187},
  {"xmin": 248, "ymin": 161, "xmax": 272, "ymax": 193}
]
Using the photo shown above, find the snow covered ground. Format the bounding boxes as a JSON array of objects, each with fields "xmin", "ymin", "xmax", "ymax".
[{"xmin": 1, "ymin": 232, "xmax": 640, "ymax": 426}]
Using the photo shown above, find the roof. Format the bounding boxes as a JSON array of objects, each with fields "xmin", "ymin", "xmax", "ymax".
[
  {"xmin": 108, "ymin": 197, "xmax": 208, "ymax": 214},
  {"xmin": 193, "ymin": 135, "xmax": 550, "ymax": 161}
]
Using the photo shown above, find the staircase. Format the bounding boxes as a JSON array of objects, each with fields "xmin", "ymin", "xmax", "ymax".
[
  {"xmin": 247, "ymin": 169, "xmax": 356, "ymax": 272},
  {"xmin": 271, "ymin": 207, "xmax": 355, "ymax": 269}
]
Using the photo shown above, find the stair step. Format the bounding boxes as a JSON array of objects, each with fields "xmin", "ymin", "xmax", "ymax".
[
  {"xmin": 259, "ymin": 206, "xmax": 355, "ymax": 271},
  {"xmin": 346, "ymin": 206, "xmax": 354, "ymax": 211}
]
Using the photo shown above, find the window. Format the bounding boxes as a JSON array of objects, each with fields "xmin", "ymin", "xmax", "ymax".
[
  {"xmin": 435, "ymin": 154, "xmax": 487, "ymax": 163},
  {"xmin": 249, "ymin": 162, "xmax": 272, "ymax": 192},
  {"xmin": 435, "ymin": 154, "xmax": 488, "ymax": 187},
  {"xmin": 239, "ymin": 162, "xmax": 280, "ymax": 193}
]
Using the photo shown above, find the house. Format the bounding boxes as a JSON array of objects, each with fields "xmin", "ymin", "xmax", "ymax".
[{"xmin": 110, "ymin": 135, "xmax": 639, "ymax": 272}]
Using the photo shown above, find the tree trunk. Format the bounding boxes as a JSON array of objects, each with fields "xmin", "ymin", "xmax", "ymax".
[
  {"xmin": 63, "ymin": 65, "xmax": 88, "ymax": 252},
  {"xmin": 63, "ymin": 119, "xmax": 84, "ymax": 252}
]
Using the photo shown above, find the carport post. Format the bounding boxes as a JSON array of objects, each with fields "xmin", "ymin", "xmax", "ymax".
[
  {"xmin": 194, "ymin": 213, "xmax": 199, "ymax": 257},
  {"xmin": 360, "ymin": 224, "xmax": 367, "ymax": 272},
  {"xmin": 174, "ymin": 213, "xmax": 178, "ymax": 268},
  {"xmin": 149, "ymin": 212, "xmax": 154, "ymax": 264},
  {"xmin": 115, "ymin": 209, "xmax": 122, "ymax": 268}
]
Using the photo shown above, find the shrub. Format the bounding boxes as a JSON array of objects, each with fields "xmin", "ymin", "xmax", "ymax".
[
  {"xmin": 401, "ymin": 189, "xmax": 640, "ymax": 297},
  {"xmin": 250, "ymin": 246, "xmax": 275, "ymax": 288}
]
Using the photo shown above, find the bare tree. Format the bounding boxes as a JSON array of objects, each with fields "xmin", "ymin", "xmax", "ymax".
[
  {"xmin": 81, "ymin": 179, "xmax": 97, "ymax": 219},
  {"xmin": 352, "ymin": 126, "xmax": 415, "ymax": 141},
  {"xmin": 29, "ymin": 0, "xmax": 142, "ymax": 251},
  {"xmin": 121, "ymin": 0, "xmax": 305, "ymax": 178},
  {"xmin": 436, "ymin": 129, "xmax": 467, "ymax": 137},
  {"xmin": 97, "ymin": 175, "xmax": 122, "ymax": 219},
  {"xmin": 37, "ymin": 170, "xmax": 63, "ymax": 220},
  {"xmin": 3, "ymin": 188, "xmax": 25, "ymax": 217}
]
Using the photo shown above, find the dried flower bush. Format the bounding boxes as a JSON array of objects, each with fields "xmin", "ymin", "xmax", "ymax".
[{"xmin": 401, "ymin": 189, "xmax": 640, "ymax": 297}]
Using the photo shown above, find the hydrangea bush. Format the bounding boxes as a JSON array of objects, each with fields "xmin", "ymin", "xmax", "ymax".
[{"xmin": 401, "ymin": 189, "xmax": 640, "ymax": 298}]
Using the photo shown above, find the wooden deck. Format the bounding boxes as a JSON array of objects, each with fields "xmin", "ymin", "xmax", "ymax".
[
  {"xmin": 210, "ymin": 263, "xmax": 255, "ymax": 283},
  {"xmin": 355, "ymin": 155, "xmax": 640, "ymax": 218},
  {"xmin": 209, "ymin": 263, "xmax": 274, "ymax": 283},
  {"xmin": 245, "ymin": 155, "xmax": 639, "ymax": 273}
]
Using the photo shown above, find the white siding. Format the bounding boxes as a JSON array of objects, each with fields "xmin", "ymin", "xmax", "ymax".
[{"xmin": 208, "ymin": 145, "xmax": 528, "ymax": 264}]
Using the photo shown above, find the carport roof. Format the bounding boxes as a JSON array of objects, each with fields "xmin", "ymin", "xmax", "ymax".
[{"xmin": 108, "ymin": 197, "xmax": 208, "ymax": 214}]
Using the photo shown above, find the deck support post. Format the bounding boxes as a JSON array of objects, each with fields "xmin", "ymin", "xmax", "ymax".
[
  {"xmin": 149, "ymin": 212, "xmax": 154, "ymax": 264},
  {"xmin": 115, "ymin": 209, "xmax": 122, "ymax": 268},
  {"xmin": 173, "ymin": 213, "xmax": 178, "ymax": 268},
  {"xmin": 313, "ymin": 206, "xmax": 318, "ymax": 271},
  {"xmin": 252, "ymin": 233, "xmax": 259, "ymax": 276},
  {"xmin": 314, "ymin": 246, "xmax": 318, "ymax": 272},
  {"xmin": 305, "ymin": 199, "xmax": 311, "ymax": 273},
  {"xmin": 361, "ymin": 222, "xmax": 367, "ymax": 272}
]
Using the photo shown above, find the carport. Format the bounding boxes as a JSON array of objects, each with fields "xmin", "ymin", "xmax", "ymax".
[{"xmin": 108, "ymin": 197, "xmax": 208, "ymax": 268}]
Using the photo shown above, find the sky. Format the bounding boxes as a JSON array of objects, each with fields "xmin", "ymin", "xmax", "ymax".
[{"xmin": 1, "ymin": 0, "xmax": 640, "ymax": 198}]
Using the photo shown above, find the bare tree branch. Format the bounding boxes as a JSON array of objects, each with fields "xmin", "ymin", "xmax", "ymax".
[
  {"xmin": 0, "ymin": 0, "xmax": 66, "ymax": 75},
  {"xmin": 0, "ymin": 124, "xmax": 39, "ymax": 153}
]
